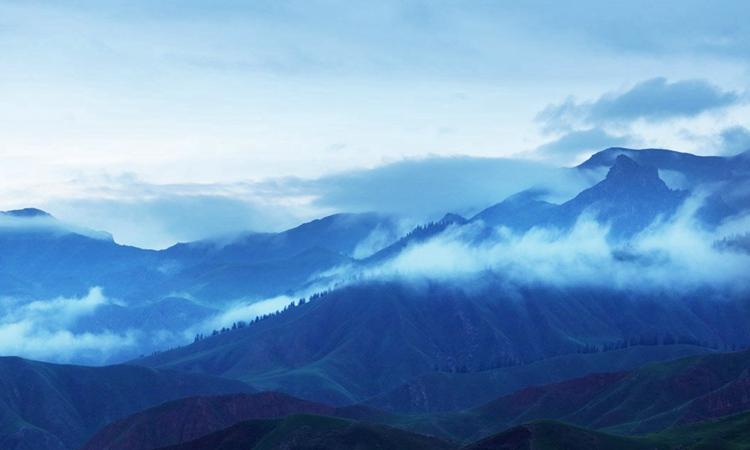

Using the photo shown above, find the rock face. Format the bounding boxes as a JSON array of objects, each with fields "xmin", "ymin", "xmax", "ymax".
[
  {"xmin": 558, "ymin": 155, "xmax": 687, "ymax": 236},
  {"xmin": 473, "ymin": 154, "xmax": 688, "ymax": 237}
]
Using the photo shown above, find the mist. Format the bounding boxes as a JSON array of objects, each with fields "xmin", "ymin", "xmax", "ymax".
[
  {"xmin": 336, "ymin": 196, "xmax": 750, "ymax": 294},
  {"xmin": 0, "ymin": 288, "xmax": 138, "ymax": 363}
]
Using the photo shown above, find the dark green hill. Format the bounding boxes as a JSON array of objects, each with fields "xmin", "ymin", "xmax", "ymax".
[
  {"xmin": 0, "ymin": 357, "xmax": 251, "ymax": 450},
  {"xmin": 156, "ymin": 414, "xmax": 455, "ymax": 450},
  {"xmin": 461, "ymin": 412, "xmax": 750, "ymax": 450},
  {"xmin": 405, "ymin": 349, "xmax": 750, "ymax": 442},
  {"xmin": 365, "ymin": 344, "xmax": 712, "ymax": 412}
]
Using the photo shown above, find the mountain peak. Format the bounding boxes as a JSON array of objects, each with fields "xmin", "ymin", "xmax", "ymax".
[
  {"xmin": 605, "ymin": 155, "xmax": 661, "ymax": 186},
  {"xmin": 438, "ymin": 213, "xmax": 467, "ymax": 225},
  {"xmin": 1, "ymin": 208, "xmax": 52, "ymax": 218}
]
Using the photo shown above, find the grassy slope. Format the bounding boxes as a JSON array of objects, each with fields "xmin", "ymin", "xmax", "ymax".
[
  {"xmin": 462, "ymin": 412, "xmax": 750, "ymax": 450},
  {"xmin": 364, "ymin": 344, "xmax": 713, "ymax": 412},
  {"xmin": 158, "ymin": 414, "xmax": 456, "ymax": 450},
  {"xmin": 151, "ymin": 411, "xmax": 750, "ymax": 450},
  {"xmin": 393, "ymin": 349, "xmax": 750, "ymax": 442}
]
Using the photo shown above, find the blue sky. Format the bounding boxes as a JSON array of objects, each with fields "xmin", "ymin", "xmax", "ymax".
[{"xmin": 1, "ymin": 0, "xmax": 749, "ymax": 247}]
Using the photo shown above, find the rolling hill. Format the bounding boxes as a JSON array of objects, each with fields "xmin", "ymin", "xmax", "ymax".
[
  {"xmin": 155, "ymin": 414, "xmax": 454, "ymax": 450},
  {"xmin": 405, "ymin": 349, "xmax": 750, "ymax": 442},
  {"xmin": 462, "ymin": 412, "xmax": 750, "ymax": 450}
]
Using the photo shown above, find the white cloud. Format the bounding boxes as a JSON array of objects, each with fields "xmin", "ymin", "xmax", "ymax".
[
  {"xmin": 357, "ymin": 198, "xmax": 750, "ymax": 293},
  {"xmin": 0, "ymin": 288, "xmax": 138, "ymax": 363}
]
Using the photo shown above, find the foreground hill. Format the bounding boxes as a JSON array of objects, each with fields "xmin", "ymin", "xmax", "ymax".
[
  {"xmin": 82, "ymin": 392, "xmax": 348, "ymax": 450},
  {"xmin": 0, "ymin": 357, "xmax": 251, "ymax": 450},
  {"xmin": 463, "ymin": 412, "xmax": 750, "ymax": 450},
  {"xmin": 406, "ymin": 348, "xmax": 750, "ymax": 441},
  {"xmin": 83, "ymin": 350, "xmax": 750, "ymax": 449},
  {"xmin": 156, "ymin": 414, "xmax": 454, "ymax": 450},
  {"xmin": 129, "ymin": 411, "xmax": 750, "ymax": 450},
  {"xmin": 364, "ymin": 344, "xmax": 712, "ymax": 412}
]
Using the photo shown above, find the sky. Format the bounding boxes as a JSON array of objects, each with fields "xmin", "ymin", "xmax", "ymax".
[{"xmin": 1, "ymin": 0, "xmax": 749, "ymax": 248}]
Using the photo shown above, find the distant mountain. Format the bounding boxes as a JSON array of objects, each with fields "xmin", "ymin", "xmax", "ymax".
[
  {"xmin": 164, "ymin": 212, "xmax": 402, "ymax": 263},
  {"xmin": 577, "ymin": 148, "xmax": 750, "ymax": 226},
  {"xmin": 155, "ymin": 414, "xmax": 454, "ymax": 450},
  {"xmin": 1, "ymin": 208, "xmax": 54, "ymax": 218},
  {"xmin": 474, "ymin": 155, "xmax": 688, "ymax": 237},
  {"xmin": 0, "ymin": 211, "xmax": 399, "ymax": 302},
  {"xmin": 0, "ymin": 211, "xmax": 400, "ymax": 363},
  {"xmin": 135, "ymin": 281, "xmax": 750, "ymax": 407},
  {"xmin": 0, "ymin": 208, "xmax": 160, "ymax": 300},
  {"xmin": 2, "ymin": 148, "xmax": 748, "ymax": 365},
  {"xmin": 364, "ymin": 213, "xmax": 467, "ymax": 263},
  {"xmin": 577, "ymin": 147, "xmax": 750, "ymax": 183},
  {"xmin": 471, "ymin": 189, "xmax": 556, "ymax": 230},
  {"xmin": 0, "ymin": 357, "xmax": 252, "ymax": 450}
]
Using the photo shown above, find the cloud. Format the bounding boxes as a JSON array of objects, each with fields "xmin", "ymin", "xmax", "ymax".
[
  {"xmin": 0, "ymin": 210, "xmax": 112, "ymax": 240},
  {"xmin": 41, "ymin": 174, "xmax": 313, "ymax": 249},
  {"xmin": 718, "ymin": 126, "xmax": 750, "ymax": 155},
  {"xmin": 353, "ymin": 195, "xmax": 750, "ymax": 293},
  {"xmin": 538, "ymin": 78, "xmax": 742, "ymax": 131},
  {"xmin": 197, "ymin": 295, "xmax": 297, "ymax": 334},
  {"xmin": 294, "ymin": 156, "xmax": 592, "ymax": 219},
  {"xmin": 0, "ymin": 288, "xmax": 138, "ymax": 363},
  {"xmin": 30, "ymin": 157, "xmax": 594, "ymax": 249},
  {"xmin": 534, "ymin": 128, "xmax": 633, "ymax": 164}
]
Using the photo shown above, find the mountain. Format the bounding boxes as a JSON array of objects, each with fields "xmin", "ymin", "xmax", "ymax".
[
  {"xmin": 406, "ymin": 349, "xmax": 750, "ymax": 442},
  {"xmin": 155, "ymin": 414, "xmax": 455, "ymax": 450},
  {"xmin": 0, "ymin": 211, "xmax": 399, "ymax": 302},
  {"xmin": 0, "ymin": 208, "xmax": 158, "ymax": 300},
  {"xmin": 0, "ymin": 211, "xmax": 401, "ymax": 363},
  {"xmin": 81, "ymin": 392, "xmax": 339, "ymax": 450},
  {"xmin": 577, "ymin": 147, "xmax": 750, "ymax": 183},
  {"xmin": 470, "ymin": 189, "xmax": 556, "ymax": 231},
  {"xmin": 578, "ymin": 147, "xmax": 750, "ymax": 226},
  {"xmin": 135, "ymin": 281, "xmax": 750, "ymax": 407},
  {"xmin": 473, "ymin": 155, "xmax": 688, "ymax": 237},
  {"xmin": 1, "ymin": 208, "xmax": 54, "ymax": 218},
  {"xmin": 0, "ymin": 357, "xmax": 252, "ymax": 450},
  {"xmin": 364, "ymin": 213, "xmax": 467, "ymax": 263},
  {"xmin": 164, "ymin": 213, "xmax": 402, "ymax": 263}
]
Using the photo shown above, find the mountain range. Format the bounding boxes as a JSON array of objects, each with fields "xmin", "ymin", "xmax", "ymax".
[
  {"xmin": 2, "ymin": 148, "xmax": 749, "ymax": 363},
  {"xmin": 1, "ymin": 147, "xmax": 749, "ymax": 449}
]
